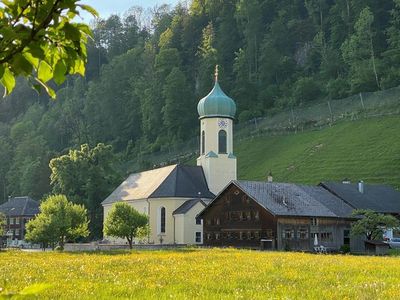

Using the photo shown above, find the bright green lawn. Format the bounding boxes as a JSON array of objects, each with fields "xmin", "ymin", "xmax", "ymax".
[
  {"xmin": 1, "ymin": 249, "xmax": 400, "ymax": 299},
  {"xmin": 236, "ymin": 116, "xmax": 400, "ymax": 189}
]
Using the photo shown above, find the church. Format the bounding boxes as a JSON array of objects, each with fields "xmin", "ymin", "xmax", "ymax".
[{"xmin": 102, "ymin": 68, "xmax": 238, "ymax": 245}]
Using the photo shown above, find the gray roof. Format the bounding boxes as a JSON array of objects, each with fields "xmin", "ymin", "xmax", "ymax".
[
  {"xmin": 173, "ymin": 199, "xmax": 206, "ymax": 215},
  {"xmin": 234, "ymin": 181, "xmax": 352, "ymax": 218},
  {"xmin": 102, "ymin": 164, "xmax": 214, "ymax": 205},
  {"xmin": 320, "ymin": 182, "xmax": 400, "ymax": 214},
  {"xmin": 0, "ymin": 197, "xmax": 39, "ymax": 217}
]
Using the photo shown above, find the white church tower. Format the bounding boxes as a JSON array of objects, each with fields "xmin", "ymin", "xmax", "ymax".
[{"xmin": 197, "ymin": 66, "xmax": 237, "ymax": 195}]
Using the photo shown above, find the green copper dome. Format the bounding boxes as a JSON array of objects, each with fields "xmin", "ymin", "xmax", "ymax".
[{"xmin": 197, "ymin": 81, "xmax": 237, "ymax": 119}]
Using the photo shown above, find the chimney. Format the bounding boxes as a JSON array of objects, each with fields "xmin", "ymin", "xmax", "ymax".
[
  {"xmin": 267, "ymin": 171, "xmax": 273, "ymax": 183},
  {"xmin": 358, "ymin": 180, "xmax": 364, "ymax": 194}
]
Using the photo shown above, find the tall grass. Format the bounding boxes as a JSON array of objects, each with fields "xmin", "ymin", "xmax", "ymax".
[{"xmin": 1, "ymin": 249, "xmax": 400, "ymax": 299}]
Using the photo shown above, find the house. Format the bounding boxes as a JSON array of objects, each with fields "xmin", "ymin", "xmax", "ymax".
[
  {"xmin": 0, "ymin": 196, "xmax": 40, "ymax": 247},
  {"xmin": 197, "ymin": 181, "xmax": 361, "ymax": 251},
  {"xmin": 102, "ymin": 67, "xmax": 238, "ymax": 245}
]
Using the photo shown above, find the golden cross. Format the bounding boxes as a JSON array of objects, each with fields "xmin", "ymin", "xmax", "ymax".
[{"xmin": 215, "ymin": 65, "xmax": 219, "ymax": 82}]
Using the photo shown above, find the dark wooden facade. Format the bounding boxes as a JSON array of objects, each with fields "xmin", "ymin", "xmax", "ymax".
[
  {"xmin": 202, "ymin": 184, "xmax": 278, "ymax": 249},
  {"xmin": 201, "ymin": 183, "xmax": 355, "ymax": 251}
]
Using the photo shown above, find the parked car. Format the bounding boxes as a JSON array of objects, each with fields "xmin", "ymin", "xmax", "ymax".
[{"xmin": 385, "ymin": 238, "xmax": 400, "ymax": 249}]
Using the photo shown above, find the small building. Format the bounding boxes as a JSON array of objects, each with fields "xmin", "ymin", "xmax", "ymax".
[
  {"xmin": 364, "ymin": 240, "xmax": 390, "ymax": 255},
  {"xmin": 0, "ymin": 196, "xmax": 40, "ymax": 247},
  {"xmin": 198, "ymin": 181, "xmax": 359, "ymax": 251}
]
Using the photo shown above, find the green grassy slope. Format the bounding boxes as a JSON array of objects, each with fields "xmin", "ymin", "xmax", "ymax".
[{"xmin": 236, "ymin": 116, "xmax": 400, "ymax": 189}]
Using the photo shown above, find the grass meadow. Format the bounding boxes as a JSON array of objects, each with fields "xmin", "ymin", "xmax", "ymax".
[{"xmin": 0, "ymin": 248, "xmax": 400, "ymax": 299}]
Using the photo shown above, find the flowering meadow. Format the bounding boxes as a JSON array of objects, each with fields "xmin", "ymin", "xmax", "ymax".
[{"xmin": 0, "ymin": 248, "xmax": 399, "ymax": 299}]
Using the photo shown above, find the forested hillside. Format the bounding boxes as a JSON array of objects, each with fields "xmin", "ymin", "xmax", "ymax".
[{"xmin": 1, "ymin": 0, "xmax": 400, "ymax": 203}]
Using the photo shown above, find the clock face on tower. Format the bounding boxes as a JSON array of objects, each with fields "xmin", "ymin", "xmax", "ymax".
[{"xmin": 218, "ymin": 119, "xmax": 228, "ymax": 128}]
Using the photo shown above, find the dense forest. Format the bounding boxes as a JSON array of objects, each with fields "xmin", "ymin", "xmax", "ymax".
[{"xmin": 0, "ymin": 0, "xmax": 400, "ymax": 219}]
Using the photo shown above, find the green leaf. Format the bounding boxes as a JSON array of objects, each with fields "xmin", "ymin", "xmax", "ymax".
[
  {"xmin": 12, "ymin": 53, "xmax": 32, "ymax": 75},
  {"xmin": 53, "ymin": 60, "xmax": 67, "ymax": 85},
  {"xmin": 35, "ymin": 78, "xmax": 56, "ymax": 99},
  {"xmin": 77, "ymin": 4, "xmax": 98, "ymax": 17},
  {"xmin": 22, "ymin": 52, "xmax": 40, "ymax": 68},
  {"xmin": 38, "ymin": 61, "xmax": 53, "ymax": 83},
  {"xmin": 63, "ymin": 23, "xmax": 81, "ymax": 41},
  {"xmin": 0, "ymin": 67, "xmax": 16, "ymax": 96},
  {"xmin": 0, "ymin": 65, "xmax": 4, "ymax": 79}
]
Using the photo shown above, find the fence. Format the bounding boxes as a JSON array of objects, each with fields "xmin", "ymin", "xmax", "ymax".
[{"xmin": 126, "ymin": 86, "xmax": 400, "ymax": 173}]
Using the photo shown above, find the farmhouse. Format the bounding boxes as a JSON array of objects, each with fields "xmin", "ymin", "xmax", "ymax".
[
  {"xmin": 198, "ymin": 180, "xmax": 400, "ymax": 251},
  {"xmin": 102, "ymin": 68, "xmax": 238, "ymax": 245},
  {"xmin": 0, "ymin": 196, "xmax": 40, "ymax": 247},
  {"xmin": 198, "ymin": 181, "xmax": 360, "ymax": 251}
]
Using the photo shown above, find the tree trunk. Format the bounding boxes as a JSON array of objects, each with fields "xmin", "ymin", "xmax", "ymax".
[
  {"xmin": 369, "ymin": 33, "xmax": 380, "ymax": 89},
  {"xmin": 127, "ymin": 237, "xmax": 133, "ymax": 249}
]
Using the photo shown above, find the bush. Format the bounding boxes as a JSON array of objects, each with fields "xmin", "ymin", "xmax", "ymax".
[{"xmin": 340, "ymin": 244, "xmax": 351, "ymax": 254}]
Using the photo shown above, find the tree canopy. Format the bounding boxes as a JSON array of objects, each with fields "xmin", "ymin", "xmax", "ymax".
[
  {"xmin": 351, "ymin": 209, "xmax": 400, "ymax": 241},
  {"xmin": 49, "ymin": 143, "xmax": 121, "ymax": 239},
  {"xmin": 104, "ymin": 202, "xmax": 148, "ymax": 249},
  {"xmin": 25, "ymin": 194, "xmax": 89, "ymax": 249},
  {"xmin": 0, "ymin": 0, "xmax": 97, "ymax": 97}
]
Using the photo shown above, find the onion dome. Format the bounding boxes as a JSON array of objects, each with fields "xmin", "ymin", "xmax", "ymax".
[{"xmin": 197, "ymin": 66, "xmax": 236, "ymax": 119}]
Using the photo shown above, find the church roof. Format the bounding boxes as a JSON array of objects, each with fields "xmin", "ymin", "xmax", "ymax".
[
  {"xmin": 197, "ymin": 81, "xmax": 236, "ymax": 119},
  {"xmin": 173, "ymin": 199, "xmax": 206, "ymax": 215},
  {"xmin": 102, "ymin": 164, "xmax": 214, "ymax": 205},
  {"xmin": 0, "ymin": 196, "xmax": 40, "ymax": 217}
]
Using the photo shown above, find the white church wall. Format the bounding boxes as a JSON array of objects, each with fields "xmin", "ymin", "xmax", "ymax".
[
  {"xmin": 182, "ymin": 201, "xmax": 205, "ymax": 245},
  {"xmin": 148, "ymin": 198, "xmax": 189, "ymax": 244}
]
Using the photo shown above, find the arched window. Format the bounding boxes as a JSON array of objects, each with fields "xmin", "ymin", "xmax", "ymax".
[
  {"xmin": 218, "ymin": 130, "xmax": 227, "ymax": 154},
  {"xmin": 158, "ymin": 207, "xmax": 166, "ymax": 234},
  {"xmin": 201, "ymin": 131, "xmax": 205, "ymax": 154},
  {"xmin": 160, "ymin": 207, "xmax": 165, "ymax": 233}
]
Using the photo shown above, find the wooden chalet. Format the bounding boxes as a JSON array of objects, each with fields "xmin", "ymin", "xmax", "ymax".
[{"xmin": 198, "ymin": 181, "xmax": 359, "ymax": 252}]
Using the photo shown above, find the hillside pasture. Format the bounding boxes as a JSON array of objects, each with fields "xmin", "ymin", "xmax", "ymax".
[
  {"xmin": 236, "ymin": 116, "xmax": 400, "ymax": 189},
  {"xmin": 0, "ymin": 249, "xmax": 400, "ymax": 299}
]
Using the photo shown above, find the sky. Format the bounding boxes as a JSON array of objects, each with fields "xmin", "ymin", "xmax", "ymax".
[{"xmin": 80, "ymin": 0, "xmax": 181, "ymax": 22}]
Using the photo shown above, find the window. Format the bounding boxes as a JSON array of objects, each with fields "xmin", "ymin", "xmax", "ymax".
[
  {"xmin": 321, "ymin": 232, "xmax": 333, "ymax": 242},
  {"xmin": 254, "ymin": 231, "xmax": 260, "ymax": 239},
  {"xmin": 207, "ymin": 233, "xmax": 211, "ymax": 240},
  {"xmin": 246, "ymin": 211, "xmax": 251, "ymax": 221},
  {"xmin": 297, "ymin": 228, "xmax": 309, "ymax": 239},
  {"xmin": 254, "ymin": 211, "xmax": 260, "ymax": 221},
  {"xmin": 311, "ymin": 218, "xmax": 318, "ymax": 226},
  {"xmin": 239, "ymin": 232, "xmax": 244, "ymax": 240},
  {"xmin": 15, "ymin": 229, "xmax": 20, "ymax": 236},
  {"xmin": 206, "ymin": 219, "xmax": 211, "ymax": 225},
  {"xmin": 195, "ymin": 232, "xmax": 202, "ymax": 243},
  {"xmin": 218, "ymin": 130, "xmax": 227, "ymax": 154},
  {"xmin": 9, "ymin": 218, "xmax": 14, "ymax": 225},
  {"xmin": 158, "ymin": 207, "xmax": 166, "ymax": 234},
  {"xmin": 15, "ymin": 218, "xmax": 20, "ymax": 225},
  {"xmin": 215, "ymin": 233, "xmax": 220, "ymax": 240},
  {"xmin": 343, "ymin": 229, "xmax": 350, "ymax": 245},
  {"xmin": 282, "ymin": 229, "xmax": 294, "ymax": 239},
  {"xmin": 196, "ymin": 218, "xmax": 202, "ymax": 225},
  {"xmin": 201, "ymin": 131, "xmax": 205, "ymax": 154}
]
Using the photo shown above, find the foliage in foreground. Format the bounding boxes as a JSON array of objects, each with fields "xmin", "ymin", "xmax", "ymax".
[
  {"xmin": 104, "ymin": 202, "xmax": 148, "ymax": 249},
  {"xmin": 0, "ymin": 249, "xmax": 400, "ymax": 299},
  {"xmin": 0, "ymin": 0, "xmax": 97, "ymax": 97},
  {"xmin": 25, "ymin": 194, "xmax": 89, "ymax": 249}
]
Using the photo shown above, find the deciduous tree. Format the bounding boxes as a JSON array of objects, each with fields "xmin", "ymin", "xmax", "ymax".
[
  {"xmin": 104, "ymin": 202, "xmax": 148, "ymax": 249},
  {"xmin": 351, "ymin": 209, "xmax": 400, "ymax": 241},
  {"xmin": 25, "ymin": 194, "xmax": 89, "ymax": 250}
]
